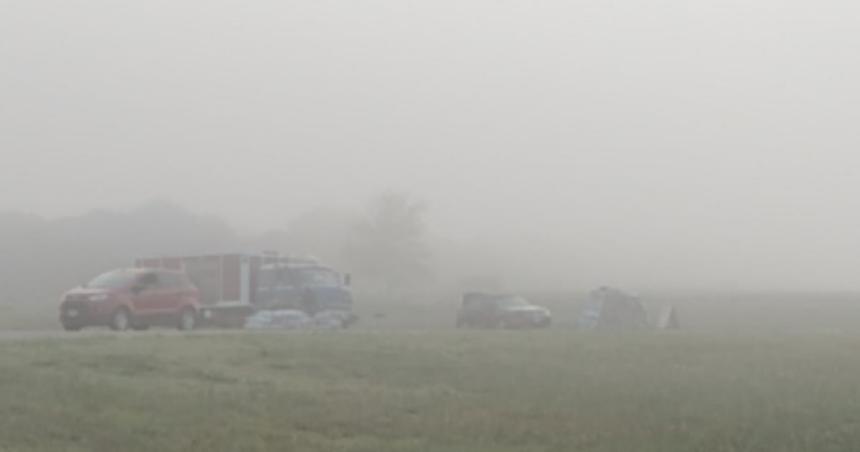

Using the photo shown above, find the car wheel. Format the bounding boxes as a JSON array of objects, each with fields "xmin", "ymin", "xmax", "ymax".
[
  {"xmin": 109, "ymin": 308, "xmax": 131, "ymax": 331},
  {"xmin": 177, "ymin": 308, "xmax": 197, "ymax": 331},
  {"xmin": 62, "ymin": 323, "xmax": 82, "ymax": 332}
]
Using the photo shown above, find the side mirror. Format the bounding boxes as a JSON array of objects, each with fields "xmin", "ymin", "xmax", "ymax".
[{"xmin": 344, "ymin": 274, "xmax": 352, "ymax": 286}]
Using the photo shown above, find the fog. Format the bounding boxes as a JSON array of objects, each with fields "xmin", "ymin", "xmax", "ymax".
[{"xmin": 3, "ymin": 0, "xmax": 860, "ymax": 291}]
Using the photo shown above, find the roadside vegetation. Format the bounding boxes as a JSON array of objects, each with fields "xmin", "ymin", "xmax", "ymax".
[{"xmin": 3, "ymin": 331, "xmax": 860, "ymax": 452}]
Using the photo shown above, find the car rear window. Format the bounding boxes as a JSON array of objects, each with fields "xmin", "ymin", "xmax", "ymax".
[
  {"xmin": 87, "ymin": 270, "xmax": 136, "ymax": 289},
  {"xmin": 157, "ymin": 272, "xmax": 186, "ymax": 289}
]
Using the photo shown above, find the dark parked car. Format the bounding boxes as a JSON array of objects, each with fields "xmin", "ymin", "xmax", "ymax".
[
  {"xmin": 60, "ymin": 268, "xmax": 201, "ymax": 331},
  {"xmin": 456, "ymin": 293, "xmax": 551, "ymax": 329}
]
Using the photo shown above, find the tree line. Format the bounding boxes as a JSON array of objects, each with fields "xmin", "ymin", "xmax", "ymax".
[{"xmin": 0, "ymin": 193, "xmax": 432, "ymax": 306}]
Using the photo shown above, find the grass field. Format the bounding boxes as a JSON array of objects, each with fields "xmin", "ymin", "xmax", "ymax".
[{"xmin": 3, "ymin": 331, "xmax": 860, "ymax": 452}]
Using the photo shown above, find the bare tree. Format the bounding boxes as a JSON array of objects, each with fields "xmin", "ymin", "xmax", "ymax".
[
  {"xmin": 0, "ymin": 200, "xmax": 239, "ymax": 305},
  {"xmin": 250, "ymin": 207, "xmax": 353, "ymax": 266},
  {"xmin": 345, "ymin": 192, "xmax": 431, "ymax": 292}
]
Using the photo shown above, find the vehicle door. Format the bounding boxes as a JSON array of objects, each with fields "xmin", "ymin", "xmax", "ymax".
[
  {"xmin": 155, "ymin": 271, "xmax": 184, "ymax": 314},
  {"xmin": 486, "ymin": 299, "xmax": 506, "ymax": 327},
  {"xmin": 255, "ymin": 267, "xmax": 277, "ymax": 307},
  {"xmin": 130, "ymin": 272, "xmax": 161, "ymax": 317},
  {"xmin": 176, "ymin": 273, "xmax": 199, "ymax": 308},
  {"xmin": 296, "ymin": 268, "xmax": 343, "ymax": 310},
  {"xmin": 277, "ymin": 268, "xmax": 305, "ymax": 308}
]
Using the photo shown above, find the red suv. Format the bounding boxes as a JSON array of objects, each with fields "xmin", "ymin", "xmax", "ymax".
[{"xmin": 60, "ymin": 268, "xmax": 201, "ymax": 331}]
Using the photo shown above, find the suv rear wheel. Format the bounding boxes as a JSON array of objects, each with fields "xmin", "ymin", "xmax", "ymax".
[{"xmin": 178, "ymin": 308, "xmax": 196, "ymax": 331}]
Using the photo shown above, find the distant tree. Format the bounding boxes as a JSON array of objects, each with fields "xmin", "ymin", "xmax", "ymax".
[
  {"xmin": 0, "ymin": 200, "xmax": 240, "ymax": 306},
  {"xmin": 250, "ymin": 207, "xmax": 353, "ymax": 266},
  {"xmin": 344, "ymin": 192, "xmax": 431, "ymax": 291}
]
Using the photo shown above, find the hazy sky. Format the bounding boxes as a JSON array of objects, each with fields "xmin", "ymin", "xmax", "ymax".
[{"xmin": 3, "ymin": 1, "xmax": 860, "ymax": 289}]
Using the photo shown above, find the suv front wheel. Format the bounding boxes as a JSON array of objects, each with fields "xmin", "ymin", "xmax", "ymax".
[
  {"xmin": 178, "ymin": 308, "xmax": 197, "ymax": 331},
  {"xmin": 109, "ymin": 308, "xmax": 131, "ymax": 331}
]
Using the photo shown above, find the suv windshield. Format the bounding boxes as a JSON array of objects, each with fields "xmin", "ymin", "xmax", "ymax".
[
  {"xmin": 496, "ymin": 296, "xmax": 530, "ymax": 309},
  {"xmin": 87, "ymin": 270, "xmax": 136, "ymax": 289}
]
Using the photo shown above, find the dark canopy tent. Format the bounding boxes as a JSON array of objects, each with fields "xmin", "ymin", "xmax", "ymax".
[{"xmin": 578, "ymin": 287, "xmax": 648, "ymax": 330}]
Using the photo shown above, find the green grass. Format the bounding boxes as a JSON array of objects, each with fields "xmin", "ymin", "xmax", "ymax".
[
  {"xmin": 0, "ymin": 303, "xmax": 59, "ymax": 330},
  {"xmin": 2, "ymin": 332, "xmax": 860, "ymax": 451}
]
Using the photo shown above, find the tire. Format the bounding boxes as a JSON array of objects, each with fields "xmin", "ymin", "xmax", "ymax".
[
  {"xmin": 109, "ymin": 308, "xmax": 131, "ymax": 331},
  {"xmin": 62, "ymin": 323, "xmax": 82, "ymax": 332},
  {"xmin": 177, "ymin": 308, "xmax": 197, "ymax": 331}
]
